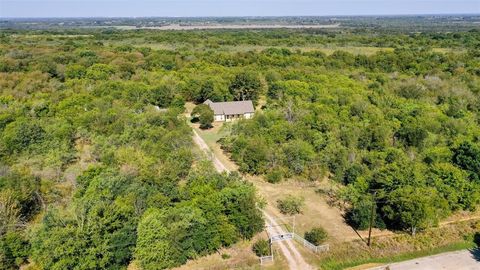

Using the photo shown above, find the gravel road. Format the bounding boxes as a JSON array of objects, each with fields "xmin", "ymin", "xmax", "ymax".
[{"xmin": 369, "ymin": 250, "xmax": 480, "ymax": 270}]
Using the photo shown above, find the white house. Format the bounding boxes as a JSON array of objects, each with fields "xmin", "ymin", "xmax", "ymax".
[{"xmin": 204, "ymin": 99, "xmax": 255, "ymax": 122}]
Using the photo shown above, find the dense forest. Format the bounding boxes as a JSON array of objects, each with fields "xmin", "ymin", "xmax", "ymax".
[
  {"xmin": 219, "ymin": 33, "xmax": 480, "ymax": 233},
  {"xmin": 0, "ymin": 23, "xmax": 479, "ymax": 269},
  {"xmin": 0, "ymin": 29, "xmax": 266, "ymax": 269}
]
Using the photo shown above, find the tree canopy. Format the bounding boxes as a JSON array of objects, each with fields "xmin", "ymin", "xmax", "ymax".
[{"xmin": 0, "ymin": 24, "xmax": 479, "ymax": 268}]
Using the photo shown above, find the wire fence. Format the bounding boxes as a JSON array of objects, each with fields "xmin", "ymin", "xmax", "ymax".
[
  {"xmin": 293, "ymin": 233, "xmax": 330, "ymax": 253},
  {"xmin": 259, "ymin": 255, "xmax": 274, "ymax": 265}
]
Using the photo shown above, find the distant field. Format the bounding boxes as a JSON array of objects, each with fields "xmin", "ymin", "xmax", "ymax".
[
  {"xmin": 128, "ymin": 42, "xmax": 395, "ymax": 55},
  {"xmin": 124, "ymin": 42, "xmax": 464, "ymax": 55},
  {"xmin": 109, "ymin": 23, "xmax": 340, "ymax": 30}
]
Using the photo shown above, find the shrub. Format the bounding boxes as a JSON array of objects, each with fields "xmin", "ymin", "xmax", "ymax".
[
  {"xmin": 0, "ymin": 231, "xmax": 30, "ymax": 269},
  {"xmin": 252, "ymin": 239, "xmax": 270, "ymax": 257},
  {"xmin": 266, "ymin": 169, "xmax": 283, "ymax": 183},
  {"xmin": 277, "ymin": 195, "xmax": 304, "ymax": 215},
  {"xmin": 1, "ymin": 120, "xmax": 45, "ymax": 154},
  {"xmin": 304, "ymin": 227, "xmax": 328, "ymax": 245},
  {"xmin": 221, "ymin": 253, "xmax": 231, "ymax": 260}
]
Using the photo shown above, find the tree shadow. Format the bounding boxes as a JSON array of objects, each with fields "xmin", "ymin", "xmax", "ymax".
[
  {"xmin": 472, "ymin": 232, "xmax": 480, "ymax": 261},
  {"xmin": 469, "ymin": 247, "xmax": 480, "ymax": 262},
  {"xmin": 342, "ymin": 212, "xmax": 367, "ymax": 244},
  {"xmin": 352, "ymin": 226, "xmax": 367, "ymax": 245},
  {"xmin": 190, "ymin": 116, "xmax": 199, "ymax": 123}
]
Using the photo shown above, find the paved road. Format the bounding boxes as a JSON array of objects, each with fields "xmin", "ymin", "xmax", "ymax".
[
  {"xmin": 369, "ymin": 250, "xmax": 480, "ymax": 270},
  {"xmin": 191, "ymin": 127, "xmax": 314, "ymax": 270}
]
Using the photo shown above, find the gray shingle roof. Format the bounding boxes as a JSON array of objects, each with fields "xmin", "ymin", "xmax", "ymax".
[{"xmin": 204, "ymin": 99, "xmax": 254, "ymax": 115}]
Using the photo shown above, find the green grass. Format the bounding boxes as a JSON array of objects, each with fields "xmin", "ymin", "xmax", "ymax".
[
  {"xmin": 320, "ymin": 241, "xmax": 476, "ymax": 270},
  {"xmin": 195, "ymin": 124, "xmax": 232, "ymax": 145}
]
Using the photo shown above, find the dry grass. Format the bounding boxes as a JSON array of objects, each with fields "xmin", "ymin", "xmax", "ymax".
[
  {"xmin": 249, "ymin": 176, "xmax": 361, "ymax": 243},
  {"xmin": 172, "ymin": 237, "xmax": 288, "ymax": 270},
  {"xmin": 188, "ymin": 114, "xmax": 387, "ymax": 244},
  {"xmin": 184, "ymin": 106, "xmax": 480, "ymax": 270},
  {"xmin": 315, "ymin": 220, "xmax": 480, "ymax": 270},
  {"xmin": 344, "ymin": 263, "xmax": 383, "ymax": 270}
]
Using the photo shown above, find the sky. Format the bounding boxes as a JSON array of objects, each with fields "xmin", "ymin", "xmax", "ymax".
[{"xmin": 1, "ymin": 0, "xmax": 479, "ymax": 18}]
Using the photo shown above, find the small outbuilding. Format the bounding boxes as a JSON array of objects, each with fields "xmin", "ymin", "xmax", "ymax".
[{"xmin": 204, "ymin": 99, "xmax": 255, "ymax": 122}]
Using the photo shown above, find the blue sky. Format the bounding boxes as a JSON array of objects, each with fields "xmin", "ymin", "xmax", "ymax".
[{"xmin": 1, "ymin": 0, "xmax": 479, "ymax": 18}]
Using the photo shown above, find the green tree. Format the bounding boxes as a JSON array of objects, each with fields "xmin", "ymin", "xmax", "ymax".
[
  {"xmin": 86, "ymin": 63, "xmax": 115, "ymax": 80},
  {"xmin": 221, "ymin": 184, "xmax": 264, "ymax": 239},
  {"xmin": 150, "ymin": 85, "xmax": 174, "ymax": 108},
  {"xmin": 277, "ymin": 195, "xmax": 304, "ymax": 215},
  {"xmin": 1, "ymin": 120, "xmax": 45, "ymax": 155},
  {"xmin": 252, "ymin": 239, "xmax": 270, "ymax": 257},
  {"xmin": 383, "ymin": 186, "xmax": 447, "ymax": 235},
  {"xmin": 229, "ymin": 72, "xmax": 262, "ymax": 102},
  {"xmin": 396, "ymin": 119, "xmax": 428, "ymax": 148},
  {"xmin": 135, "ymin": 208, "xmax": 186, "ymax": 270},
  {"xmin": 452, "ymin": 141, "xmax": 480, "ymax": 182},
  {"xmin": 65, "ymin": 64, "xmax": 86, "ymax": 79},
  {"xmin": 0, "ymin": 231, "xmax": 30, "ymax": 269},
  {"xmin": 196, "ymin": 80, "xmax": 223, "ymax": 103},
  {"xmin": 304, "ymin": 227, "xmax": 328, "ymax": 245},
  {"xmin": 191, "ymin": 104, "xmax": 214, "ymax": 129},
  {"xmin": 346, "ymin": 196, "xmax": 386, "ymax": 230},
  {"xmin": 428, "ymin": 163, "xmax": 480, "ymax": 211}
]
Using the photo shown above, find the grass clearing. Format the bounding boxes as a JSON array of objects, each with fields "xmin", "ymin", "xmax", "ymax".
[
  {"xmin": 185, "ymin": 105, "xmax": 480, "ymax": 270},
  {"xmin": 333, "ymin": 241, "xmax": 475, "ymax": 270},
  {"xmin": 187, "ymin": 111, "xmax": 389, "ymax": 244},
  {"xmin": 315, "ymin": 220, "xmax": 480, "ymax": 270},
  {"xmin": 172, "ymin": 237, "xmax": 289, "ymax": 270}
]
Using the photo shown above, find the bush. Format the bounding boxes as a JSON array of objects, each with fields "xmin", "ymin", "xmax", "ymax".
[
  {"xmin": 266, "ymin": 169, "xmax": 283, "ymax": 184},
  {"xmin": 252, "ymin": 239, "xmax": 270, "ymax": 257},
  {"xmin": 304, "ymin": 227, "xmax": 328, "ymax": 245},
  {"xmin": 277, "ymin": 195, "xmax": 304, "ymax": 215},
  {"xmin": 1, "ymin": 120, "xmax": 45, "ymax": 154},
  {"xmin": 0, "ymin": 231, "xmax": 30, "ymax": 269},
  {"xmin": 221, "ymin": 253, "xmax": 231, "ymax": 260}
]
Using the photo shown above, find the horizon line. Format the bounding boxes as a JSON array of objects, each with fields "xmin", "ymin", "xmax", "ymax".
[{"xmin": 1, "ymin": 13, "xmax": 480, "ymax": 20}]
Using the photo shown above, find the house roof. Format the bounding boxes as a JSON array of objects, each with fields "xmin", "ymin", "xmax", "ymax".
[{"xmin": 204, "ymin": 99, "xmax": 255, "ymax": 115}]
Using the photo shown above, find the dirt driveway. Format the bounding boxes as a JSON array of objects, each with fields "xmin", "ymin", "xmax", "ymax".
[{"xmin": 191, "ymin": 123, "xmax": 315, "ymax": 270}]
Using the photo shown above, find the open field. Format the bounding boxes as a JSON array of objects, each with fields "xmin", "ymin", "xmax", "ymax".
[
  {"xmin": 131, "ymin": 42, "xmax": 395, "ymax": 55},
  {"xmin": 111, "ymin": 23, "xmax": 341, "ymax": 30},
  {"xmin": 126, "ymin": 43, "xmax": 462, "ymax": 55},
  {"xmin": 8, "ymin": 34, "xmax": 462, "ymax": 56}
]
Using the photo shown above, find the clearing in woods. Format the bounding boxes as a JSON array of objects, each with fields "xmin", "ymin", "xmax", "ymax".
[
  {"xmin": 190, "ymin": 127, "xmax": 314, "ymax": 269},
  {"xmin": 186, "ymin": 108, "xmax": 389, "ymax": 243},
  {"xmin": 187, "ymin": 104, "xmax": 315, "ymax": 269},
  {"xmin": 184, "ymin": 104, "xmax": 409, "ymax": 270}
]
